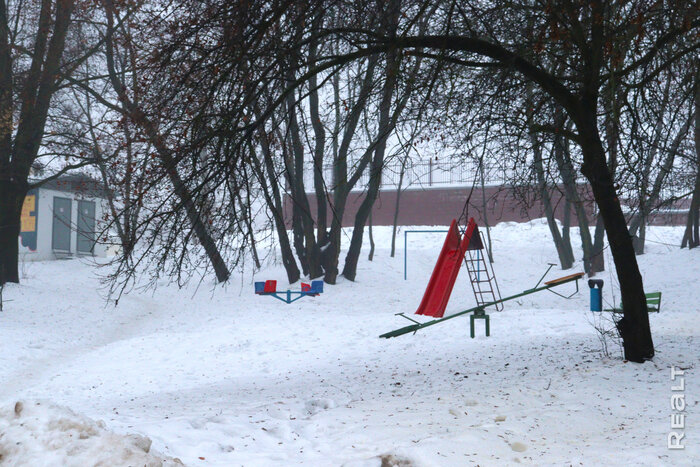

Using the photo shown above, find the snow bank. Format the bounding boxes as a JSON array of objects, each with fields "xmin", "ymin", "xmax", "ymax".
[{"xmin": 0, "ymin": 400, "xmax": 183, "ymax": 467}]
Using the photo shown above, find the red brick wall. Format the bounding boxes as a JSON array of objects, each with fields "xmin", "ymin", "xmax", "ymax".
[{"xmin": 284, "ymin": 184, "xmax": 601, "ymax": 227}]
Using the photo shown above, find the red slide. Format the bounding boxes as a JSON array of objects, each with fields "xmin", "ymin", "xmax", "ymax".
[{"xmin": 415, "ymin": 218, "xmax": 477, "ymax": 318}]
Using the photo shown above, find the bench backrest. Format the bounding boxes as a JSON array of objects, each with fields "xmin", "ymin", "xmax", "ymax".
[
  {"xmin": 615, "ymin": 291, "xmax": 662, "ymax": 312},
  {"xmin": 645, "ymin": 292, "xmax": 661, "ymax": 312}
]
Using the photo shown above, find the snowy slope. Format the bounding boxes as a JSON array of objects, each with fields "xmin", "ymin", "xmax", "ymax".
[{"xmin": 0, "ymin": 220, "xmax": 697, "ymax": 466}]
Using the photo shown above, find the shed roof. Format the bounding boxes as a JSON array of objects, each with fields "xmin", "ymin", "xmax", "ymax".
[{"xmin": 38, "ymin": 174, "xmax": 108, "ymax": 199}]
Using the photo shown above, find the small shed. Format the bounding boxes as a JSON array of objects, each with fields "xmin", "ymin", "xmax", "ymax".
[{"xmin": 19, "ymin": 174, "xmax": 109, "ymax": 261}]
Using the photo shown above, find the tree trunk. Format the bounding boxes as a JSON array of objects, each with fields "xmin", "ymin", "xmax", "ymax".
[
  {"xmin": 285, "ymin": 85, "xmax": 322, "ymax": 279},
  {"xmin": 0, "ymin": 0, "xmax": 76, "ymax": 284},
  {"xmin": 252, "ymin": 121, "xmax": 301, "ymax": 283},
  {"xmin": 682, "ymin": 63, "xmax": 700, "ymax": 249},
  {"xmin": 291, "ymin": 200, "xmax": 308, "ymax": 275},
  {"xmin": 531, "ymin": 134, "xmax": 573, "ymax": 269},
  {"xmin": 682, "ymin": 171, "xmax": 700, "ymax": 248},
  {"xmin": 629, "ymin": 78, "xmax": 692, "ymax": 254},
  {"xmin": 167, "ymin": 164, "xmax": 231, "ymax": 282},
  {"xmin": 579, "ymin": 113, "xmax": 654, "ymax": 362},
  {"xmin": 390, "ymin": 157, "xmax": 406, "ymax": 258},
  {"xmin": 527, "ymin": 90, "xmax": 572, "ymax": 269},
  {"xmin": 254, "ymin": 161, "xmax": 300, "ymax": 282},
  {"xmin": 308, "ymin": 22, "xmax": 327, "ymax": 244},
  {"xmin": 234, "ymin": 185, "xmax": 261, "ymax": 270},
  {"xmin": 104, "ymin": 4, "xmax": 230, "ymax": 283},
  {"xmin": 322, "ymin": 224, "xmax": 342, "ymax": 284},
  {"xmin": 324, "ymin": 56, "xmax": 380, "ymax": 284},
  {"xmin": 368, "ymin": 209, "xmax": 375, "ymax": 261},
  {"xmin": 590, "ymin": 214, "xmax": 606, "ymax": 273},
  {"xmin": 479, "ymin": 157, "xmax": 494, "ymax": 263},
  {"xmin": 562, "ymin": 198, "xmax": 574, "ymax": 263},
  {"xmin": 631, "ymin": 206, "xmax": 648, "ymax": 255},
  {"xmin": 551, "ymin": 108, "xmax": 590, "ymax": 272},
  {"xmin": 0, "ymin": 180, "xmax": 26, "ymax": 285},
  {"xmin": 590, "ymin": 75, "xmax": 622, "ymax": 275},
  {"xmin": 342, "ymin": 42, "xmax": 400, "ymax": 281},
  {"xmin": 637, "ymin": 221, "xmax": 646, "ymax": 255}
]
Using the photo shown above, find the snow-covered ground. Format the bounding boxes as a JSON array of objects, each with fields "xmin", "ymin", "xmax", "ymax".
[{"xmin": 0, "ymin": 220, "xmax": 697, "ymax": 466}]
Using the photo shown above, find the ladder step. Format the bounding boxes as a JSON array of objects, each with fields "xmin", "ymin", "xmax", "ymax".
[{"xmin": 465, "ymin": 232, "xmax": 502, "ymax": 309}]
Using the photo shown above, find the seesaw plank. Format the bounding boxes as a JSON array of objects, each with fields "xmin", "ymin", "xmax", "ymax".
[{"xmin": 543, "ymin": 272, "xmax": 585, "ymax": 286}]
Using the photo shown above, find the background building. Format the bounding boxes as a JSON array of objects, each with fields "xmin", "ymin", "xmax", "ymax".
[{"xmin": 19, "ymin": 174, "xmax": 109, "ymax": 261}]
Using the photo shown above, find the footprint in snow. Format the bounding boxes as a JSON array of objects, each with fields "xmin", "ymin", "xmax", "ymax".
[
  {"xmin": 305, "ymin": 399, "xmax": 336, "ymax": 415},
  {"xmin": 510, "ymin": 441, "xmax": 527, "ymax": 452}
]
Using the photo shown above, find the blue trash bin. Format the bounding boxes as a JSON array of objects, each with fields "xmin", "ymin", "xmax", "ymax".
[{"xmin": 588, "ymin": 279, "xmax": 604, "ymax": 311}]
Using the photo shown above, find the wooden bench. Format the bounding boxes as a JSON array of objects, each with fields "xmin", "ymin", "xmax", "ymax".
[{"xmin": 605, "ymin": 292, "xmax": 662, "ymax": 314}]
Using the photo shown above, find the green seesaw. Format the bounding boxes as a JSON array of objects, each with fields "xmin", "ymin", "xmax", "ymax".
[{"xmin": 380, "ymin": 265, "xmax": 584, "ymax": 339}]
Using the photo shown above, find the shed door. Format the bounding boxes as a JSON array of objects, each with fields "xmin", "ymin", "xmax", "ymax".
[
  {"xmin": 77, "ymin": 200, "xmax": 96, "ymax": 254},
  {"xmin": 52, "ymin": 197, "xmax": 72, "ymax": 251}
]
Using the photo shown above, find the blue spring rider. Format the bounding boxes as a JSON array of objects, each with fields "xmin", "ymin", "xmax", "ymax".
[{"xmin": 255, "ymin": 280, "xmax": 324, "ymax": 304}]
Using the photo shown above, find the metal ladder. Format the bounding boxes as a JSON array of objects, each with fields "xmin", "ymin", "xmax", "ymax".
[{"xmin": 463, "ymin": 230, "xmax": 503, "ymax": 311}]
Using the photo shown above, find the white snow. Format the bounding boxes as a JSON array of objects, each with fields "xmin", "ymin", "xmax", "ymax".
[
  {"xmin": 0, "ymin": 219, "xmax": 697, "ymax": 466},
  {"xmin": 0, "ymin": 400, "xmax": 182, "ymax": 466}
]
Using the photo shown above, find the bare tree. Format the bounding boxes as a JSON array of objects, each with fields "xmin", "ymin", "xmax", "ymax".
[
  {"xmin": 94, "ymin": 0, "xmax": 231, "ymax": 284},
  {"xmin": 306, "ymin": 0, "xmax": 698, "ymax": 361},
  {"xmin": 682, "ymin": 60, "xmax": 700, "ymax": 249},
  {"xmin": 0, "ymin": 0, "xmax": 95, "ymax": 284}
]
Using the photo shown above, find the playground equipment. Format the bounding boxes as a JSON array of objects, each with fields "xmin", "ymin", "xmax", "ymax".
[
  {"xmin": 414, "ymin": 218, "xmax": 502, "ymax": 318},
  {"xmin": 381, "ymin": 218, "xmax": 583, "ymax": 339},
  {"xmin": 588, "ymin": 279, "xmax": 662, "ymax": 313},
  {"xmin": 255, "ymin": 280, "xmax": 324, "ymax": 304}
]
